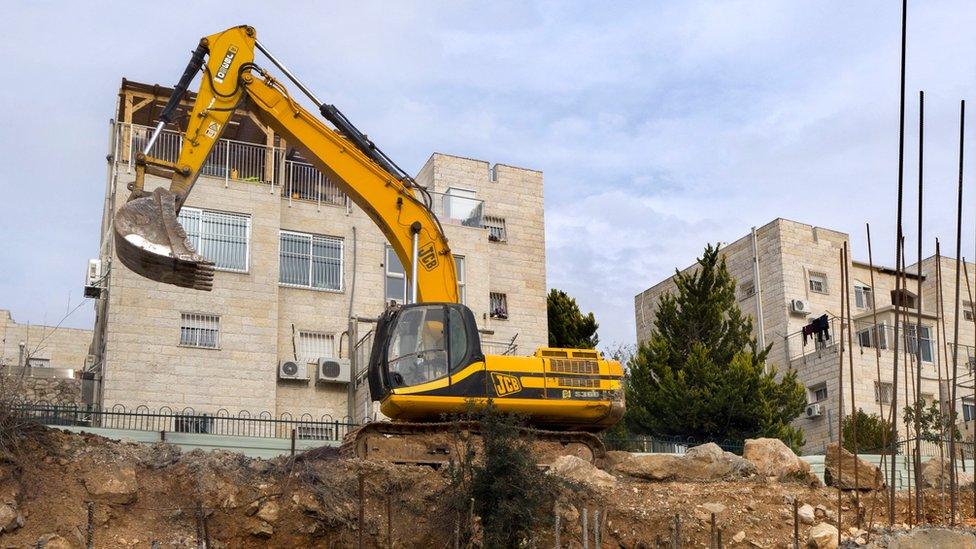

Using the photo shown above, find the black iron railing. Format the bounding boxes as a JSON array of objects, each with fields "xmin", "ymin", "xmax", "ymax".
[{"xmin": 10, "ymin": 401, "xmax": 359, "ymax": 441}]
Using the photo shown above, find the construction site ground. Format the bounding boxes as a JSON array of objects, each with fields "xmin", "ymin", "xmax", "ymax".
[{"xmin": 0, "ymin": 425, "xmax": 973, "ymax": 548}]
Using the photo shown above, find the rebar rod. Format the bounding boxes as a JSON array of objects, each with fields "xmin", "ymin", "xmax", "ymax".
[
  {"xmin": 914, "ymin": 89, "xmax": 925, "ymax": 523},
  {"xmin": 865, "ymin": 223, "xmax": 889, "ymax": 534},
  {"xmin": 962, "ymin": 260, "xmax": 976, "ymax": 519},
  {"xmin": 844, "ymin": 243, "xmax": 861, "ymax": 523},
  {"xmin": 889, "ymin": 0, "xmax": 909, "ymax": 524},
  {"xmin": 936, "ymin": 240, "xmax": 950, "ymax": 523},
  {"xmin": 837, "ymin": 246, "xmax": 846, "ymax": 542},
  {"xmin": 900, "ymin": 237, "xmax": 914, "ymax": 526},
  {"xmin": 950, "ymin": 99, "xmax": 966, "ymax": 525}
]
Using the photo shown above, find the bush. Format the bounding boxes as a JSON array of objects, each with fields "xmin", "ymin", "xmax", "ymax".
[
  {"xmin": 842, "ymin": 409, "xmax": 891, "ymax": 454},
  {"xmin": 445, "ymin": 403, "xmax": 560, "ymax": 548}
]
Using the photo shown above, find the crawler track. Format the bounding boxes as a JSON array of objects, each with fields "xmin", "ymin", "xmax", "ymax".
[{"xmin": 340, "ymin": 421, "xmax": 606, "ymax": 466}]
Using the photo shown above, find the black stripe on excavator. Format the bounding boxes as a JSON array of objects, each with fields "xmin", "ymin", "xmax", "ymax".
[{"xmin": 411, "ymin": 370, "xmax": 616, "ymax": 400}]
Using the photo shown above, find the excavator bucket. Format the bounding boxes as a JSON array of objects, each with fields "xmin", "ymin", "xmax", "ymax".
[{"xmin": 113, "ymin": 187, "xmax": 215, "ymax": 290}]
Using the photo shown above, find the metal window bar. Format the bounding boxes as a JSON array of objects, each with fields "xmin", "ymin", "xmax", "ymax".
[
  {"xmin": 298, "ymin": 331, "xmax": 336, "ymax": 364},
  {"xmin": 483, "ymin": 215, "xmax": 507, "ymax": 242},
  {"xmin": 279, "ymin": 231, "xmax": 343, "ymax": 291},
  {"xmin": 180, "ymin": 313, "xmax": 220, "ymax": 349},
  {"xmin": 177, "ymin": 208, "xmax": 250, "ymax": 272},
  {"xmin": 490, "ymin": 293, "xmax": 508, "ymax": 319}
]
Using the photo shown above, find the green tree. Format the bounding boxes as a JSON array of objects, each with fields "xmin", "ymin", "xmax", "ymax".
[
  {"xmin": 547, "ymin": 289, "xmax": 599, "ymax": 348},
  {"xmin": 626, "ymin": 244, "xmax": 807, "ymax": 449},
  {"xmin": 842, "ymin": 409, "xmax": 892, "ymax": 454},
  {"xmin": 904, "ymin": 400, "xmax": 960, "ymax": 448}
]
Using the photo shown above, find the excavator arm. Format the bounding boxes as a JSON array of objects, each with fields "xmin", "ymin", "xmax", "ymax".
[{"xmin": 114, "ymin": 25, "xmax": 458, "ymax": 303}]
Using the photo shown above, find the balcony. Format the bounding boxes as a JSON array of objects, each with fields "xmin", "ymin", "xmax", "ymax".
[{"xmin": 118, "ymin": 123, "xmax": 346, "ymax": 208}]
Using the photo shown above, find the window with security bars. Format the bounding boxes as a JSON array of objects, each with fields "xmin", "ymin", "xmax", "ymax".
[
  {"xmin": 484, "ymin": 216, "xmax": 507, "ymax": 242},
  {"xmin": 810, "ymin": 385, "xmax": 828, "ymax": 403},
  {"xmin": 490, "ymin": 292, "xmax": 508, "ymax": 319},
  {"xmin": 177, "ymin": 207, "xmax": 250, "ymax": 272},
  {"xmin": 874, "ymin": 381, "xmax": 893, "ymax": 405},
  {"xmin": 965, "ymin": 301, "xmax": 975, "ymax": 321},
  {"xmin": 180, "ymin": 313, "xmax": 220, "ymax": 349},
  {"xmin": 279, "ymin": 231, "xmax": 343, "ymax": 291},
  {"xmin": 298, "ymin": 331, "xmax": 335, "ymax": 364},
  {"xmin": 808, "ymin": 271, "xmax": 829, "ymax": 294}
]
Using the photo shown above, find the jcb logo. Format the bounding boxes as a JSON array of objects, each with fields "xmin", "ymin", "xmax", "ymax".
[
  {"xmin": 491, "ymin": 373, "xmax": 522, "ymax": 397},
  {"xmin": 418, "ymin": 243, "xmax": 439, "ymax": 271}
]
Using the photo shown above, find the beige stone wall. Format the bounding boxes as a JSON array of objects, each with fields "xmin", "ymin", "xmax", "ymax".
[
  {"xmin": 0, "ymin": 310, "xmax": 92, "ymax": 370},
  {"xmin": 93, "ymin": 117, "xmax": 547, "ymax": 421}
]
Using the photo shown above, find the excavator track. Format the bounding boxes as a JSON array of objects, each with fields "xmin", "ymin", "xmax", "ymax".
[{"xmin": 340, "ymin": 421, "xmax": 606, "ymax": 467}]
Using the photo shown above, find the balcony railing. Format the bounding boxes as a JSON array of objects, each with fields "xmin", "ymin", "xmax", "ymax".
[
  {"xmin": 119, "ymin": 123, "xmax": 345, "ymax": 208},
  {"xmin": 429, "ymin": 190, "xmax": 484, "ymax": 227}
]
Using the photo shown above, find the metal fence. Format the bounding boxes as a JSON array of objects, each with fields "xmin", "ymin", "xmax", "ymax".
[
  {"xmin": 12, "ymin": 402, "xmax": 358, "ymax": 441},
  {"xmin": 606, "ymin": 434, "xmax": 745, "ymax": 455}
]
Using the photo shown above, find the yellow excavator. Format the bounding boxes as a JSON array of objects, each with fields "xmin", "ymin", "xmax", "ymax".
[{"xmin": 113, "ymin": 25, "xmax": 624, "ymax": 464}]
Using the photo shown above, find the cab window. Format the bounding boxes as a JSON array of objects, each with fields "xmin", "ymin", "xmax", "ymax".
[
  {"xmin": 388, "ymin": 306, "xmax": 449, "ymax": 387},
  {"xmin": 449, "ymin": 307, "xmax": 469, "ymax": 371}
]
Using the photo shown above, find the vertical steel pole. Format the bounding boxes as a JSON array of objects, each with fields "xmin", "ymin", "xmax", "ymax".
[
  {"xmin": 914, "ymin": 89, "xmax": 925, "ymax": 523},
  {"xmin": 844, "ymin": 243, "xmax": 861, "ymax": 523},
  {"xmin": 950, "ymin": 100, "xmax": 966, "ymax": 525},
  {"xmin": 410, "ymin": 223, "xmax": 421, "ymax": 304},
  {"xmin": 889, "ymin": 0, "xmax": 909, "ymax": 524}
]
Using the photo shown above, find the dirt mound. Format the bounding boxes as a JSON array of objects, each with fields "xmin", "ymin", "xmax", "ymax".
[{"xmin": 0, "ymin": 426, "xmax": 967, "ymax": 547}]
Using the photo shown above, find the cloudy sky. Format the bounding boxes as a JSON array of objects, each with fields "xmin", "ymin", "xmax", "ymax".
[{"xmin": 1, "ymin": 1, "xmax": 975, "ymax": 348}]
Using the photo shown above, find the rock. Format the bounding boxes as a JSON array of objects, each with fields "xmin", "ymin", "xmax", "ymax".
[
  {"xmin": 921, "ymin": 458, "xmax": 975, "ymax": 489},
  {"xmin": 701, "ymin": 502, "xmax": 726, "ymax": 515},
  {"xmin": 248, "ymin": 519, "xmax": 273, "ymax": 538},
  {"xmin": 601, "ymin": 450, "xmax": 634, "ymax": 470},
  {"xmin": 743, "ymin": 438, "xmax": 804, "ymax": 477},
  {"xmin": 0, "ymin": 503, "xmax": 22, "ymax": 532},
  {"xmin": 807, "ymin": 523, "xmax": 839, "ymax": 549},
  {"xmin": 797, "ymin": 503, "xmax": 815, "ymax": 525},
  {"xmin": 256, "ymin": 500, "xmax": 279, "ymax": 523},
  {"xmin": 733, "ymin": 531, "xmax": 746, "ymax": 543},
  {"xmin": 814, "ymin": 504, "xmax": 828, "ymax": 518},
  {"xmin": 548, "ymin": 455, "xmax": 616, "ymax": 489},
  {"xmin": 555, "ymin": 502, "xmax": 579, "ymax": 524},
  {"xmin": 36, "ymin": 534, "xmax": 72, "ymax": 549},
  {"xmin": 885, "ymin": 527, "xmax": 976, "ymax": 548},
  {"xmin": 292, "ymin": 491, "xmax": 323, "ymax": 515},
  {"xmin": 823, "ymin": 443, "xmax": 883, "ymax": 490},
  {"xmin": 614, "ymin": 454, "xmax": 683, "ymax": 480},
  {"xmin": 682, "ymin": 443, "xmax": 757, "ymax": 479},
  {"xmin": 83, "ymin": 465, "xmax": 138, "ymax": 504}
]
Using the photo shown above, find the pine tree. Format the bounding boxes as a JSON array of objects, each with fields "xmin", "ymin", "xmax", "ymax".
[
  {"xmin": 626, "ymin": 244, "xmax": 807, "ymax": 449},
  {"xmin": 547, "ymin": 289, "xmax": 599, "ymax": 348}
]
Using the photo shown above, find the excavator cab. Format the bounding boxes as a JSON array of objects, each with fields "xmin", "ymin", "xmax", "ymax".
[{"xmin": 367, "ymin": 303, "xmax": 484, "ymax": 401}]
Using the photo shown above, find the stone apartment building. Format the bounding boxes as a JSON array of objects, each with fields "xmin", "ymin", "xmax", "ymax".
[
  {"xmin": 88, "ymin": 79, "xmax": 547, "ymax": 424},
  {"xmin": 635, "ymin": 218, "xmax": 976, "ymax": 454},
  {"xmin": 0, "ymin": 309, "xmax": 91, "ymax": 404}
]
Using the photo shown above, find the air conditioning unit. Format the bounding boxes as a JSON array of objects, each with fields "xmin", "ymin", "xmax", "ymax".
[
  {"xmin": 316, "ymin": 357, "xmax": 351, "ymax": 384},
  {"xmin": 790, "ymin": 299, "xmax": 811, "ymax": 315},
  {"xmin": 278, "ymin": 360, "xmax": 308, "ymax": 381},
  {"xmin": 84, "ymin": 259, "xmax": 103, "ymax": 298},
  {"xmin": 806, "ymin": 403, "xmax": 824, "ymax": 419}
]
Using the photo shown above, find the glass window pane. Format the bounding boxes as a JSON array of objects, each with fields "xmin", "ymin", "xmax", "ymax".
[
  {"xmin": 386, "ymin": 275, "xmax": 405, "ymax": 303},
  {"xmin": 279, "ymin": 233, "xmax": 311, "ymax": 286},
  {"xmin": 386, "ymin": 247, "xmax": 405, "ymax": 275},
  {"xmin": 311, "ymin": 236, "xmax": 342, "ymax": 290},
  {"xmin": 448, "ymin": 307, "xmax": 468, "ymax": 370}
]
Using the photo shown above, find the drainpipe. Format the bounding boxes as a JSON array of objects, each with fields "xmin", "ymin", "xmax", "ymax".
[
  {"xmin": 751, "ymin": 227, "xmax": 766, "ymax": 355},
  {"xmin": 17, "ymin": 342, "xmax": 25, "ymax": 368},
  {"xmin": 346, "ymin": 226, "xmax": 358, "ymax": 422}
]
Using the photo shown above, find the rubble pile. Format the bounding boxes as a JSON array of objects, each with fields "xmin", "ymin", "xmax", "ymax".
[{"xmin": 0, "ymin": 426, "xmax": 971, "ymax": 547}]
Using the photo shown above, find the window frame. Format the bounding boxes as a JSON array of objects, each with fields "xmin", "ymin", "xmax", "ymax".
[
  {"xmin": 810, "ymin": 384, "xmax": 828, "ymax": 403},
  {"xmin": 178, "ymin": 206, "xmax": 251, "ymax": 273},
  {"xmin": 874, "ymin": 381, "xmax": 893, "ymax": 405},
  {"xmin": 965, "ymin": 301, "xmax": 975, "ymax": 322},
  {"xmin": 297, "ymin": 330, "xmax": 336, "ymax": 364},
  {"xmin": 964, "ymin": 397, "xmax": 976, "ymax": 422},
  {"xmin": 179, "ymin": 312, "xmax": 220, "ymax": 350},
  {"xmin": 454, "ymin": 255, "xmax": 466, "ymax": 305},
  {"xmin": 739, "ymin": 279, "xmax": 756, "ymax": 300},
  {"xmin": 904, "ymin": 322, "xmax": 934, "ymax": 363},
  {"xmin": 483, "ymin": 215, "xmax": 507, "ymax": 242},
  {"xmin": 854, "ymin": 283, "xmax": 874, "ymax": 309},
  {"xmin": 808, "ymin": 271, "xmax": 829, "ymax": 295},
  {"xmin": 384, "ymin": 246, "xmax": 408, "ymax": 304},
  {"xmin": 278, "ymin": 230, "xmax": 344, "ymax": 292},
  {"xmin": 490, "ymin": 292, "xmax": 509, "ymax": 320}
]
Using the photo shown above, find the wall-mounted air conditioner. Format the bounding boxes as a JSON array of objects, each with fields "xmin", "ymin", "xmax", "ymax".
[
  {"xmin": 805, "ymin": 403, "xmax": 824, "ymax": 419},
  {"xmin": 316, "ymin": 357, "xmax": 351, "ymax": 385},
  {"xmin": 84, "ymin": 259, "xmax": 103, "ymax": 298},
  {"xmin": 790, "ymin": 299, "xmax": 811, "ymax": 315},
  {"xmin": 278, "ymin": 360, "xmax": 308, "ymax": 381}
]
